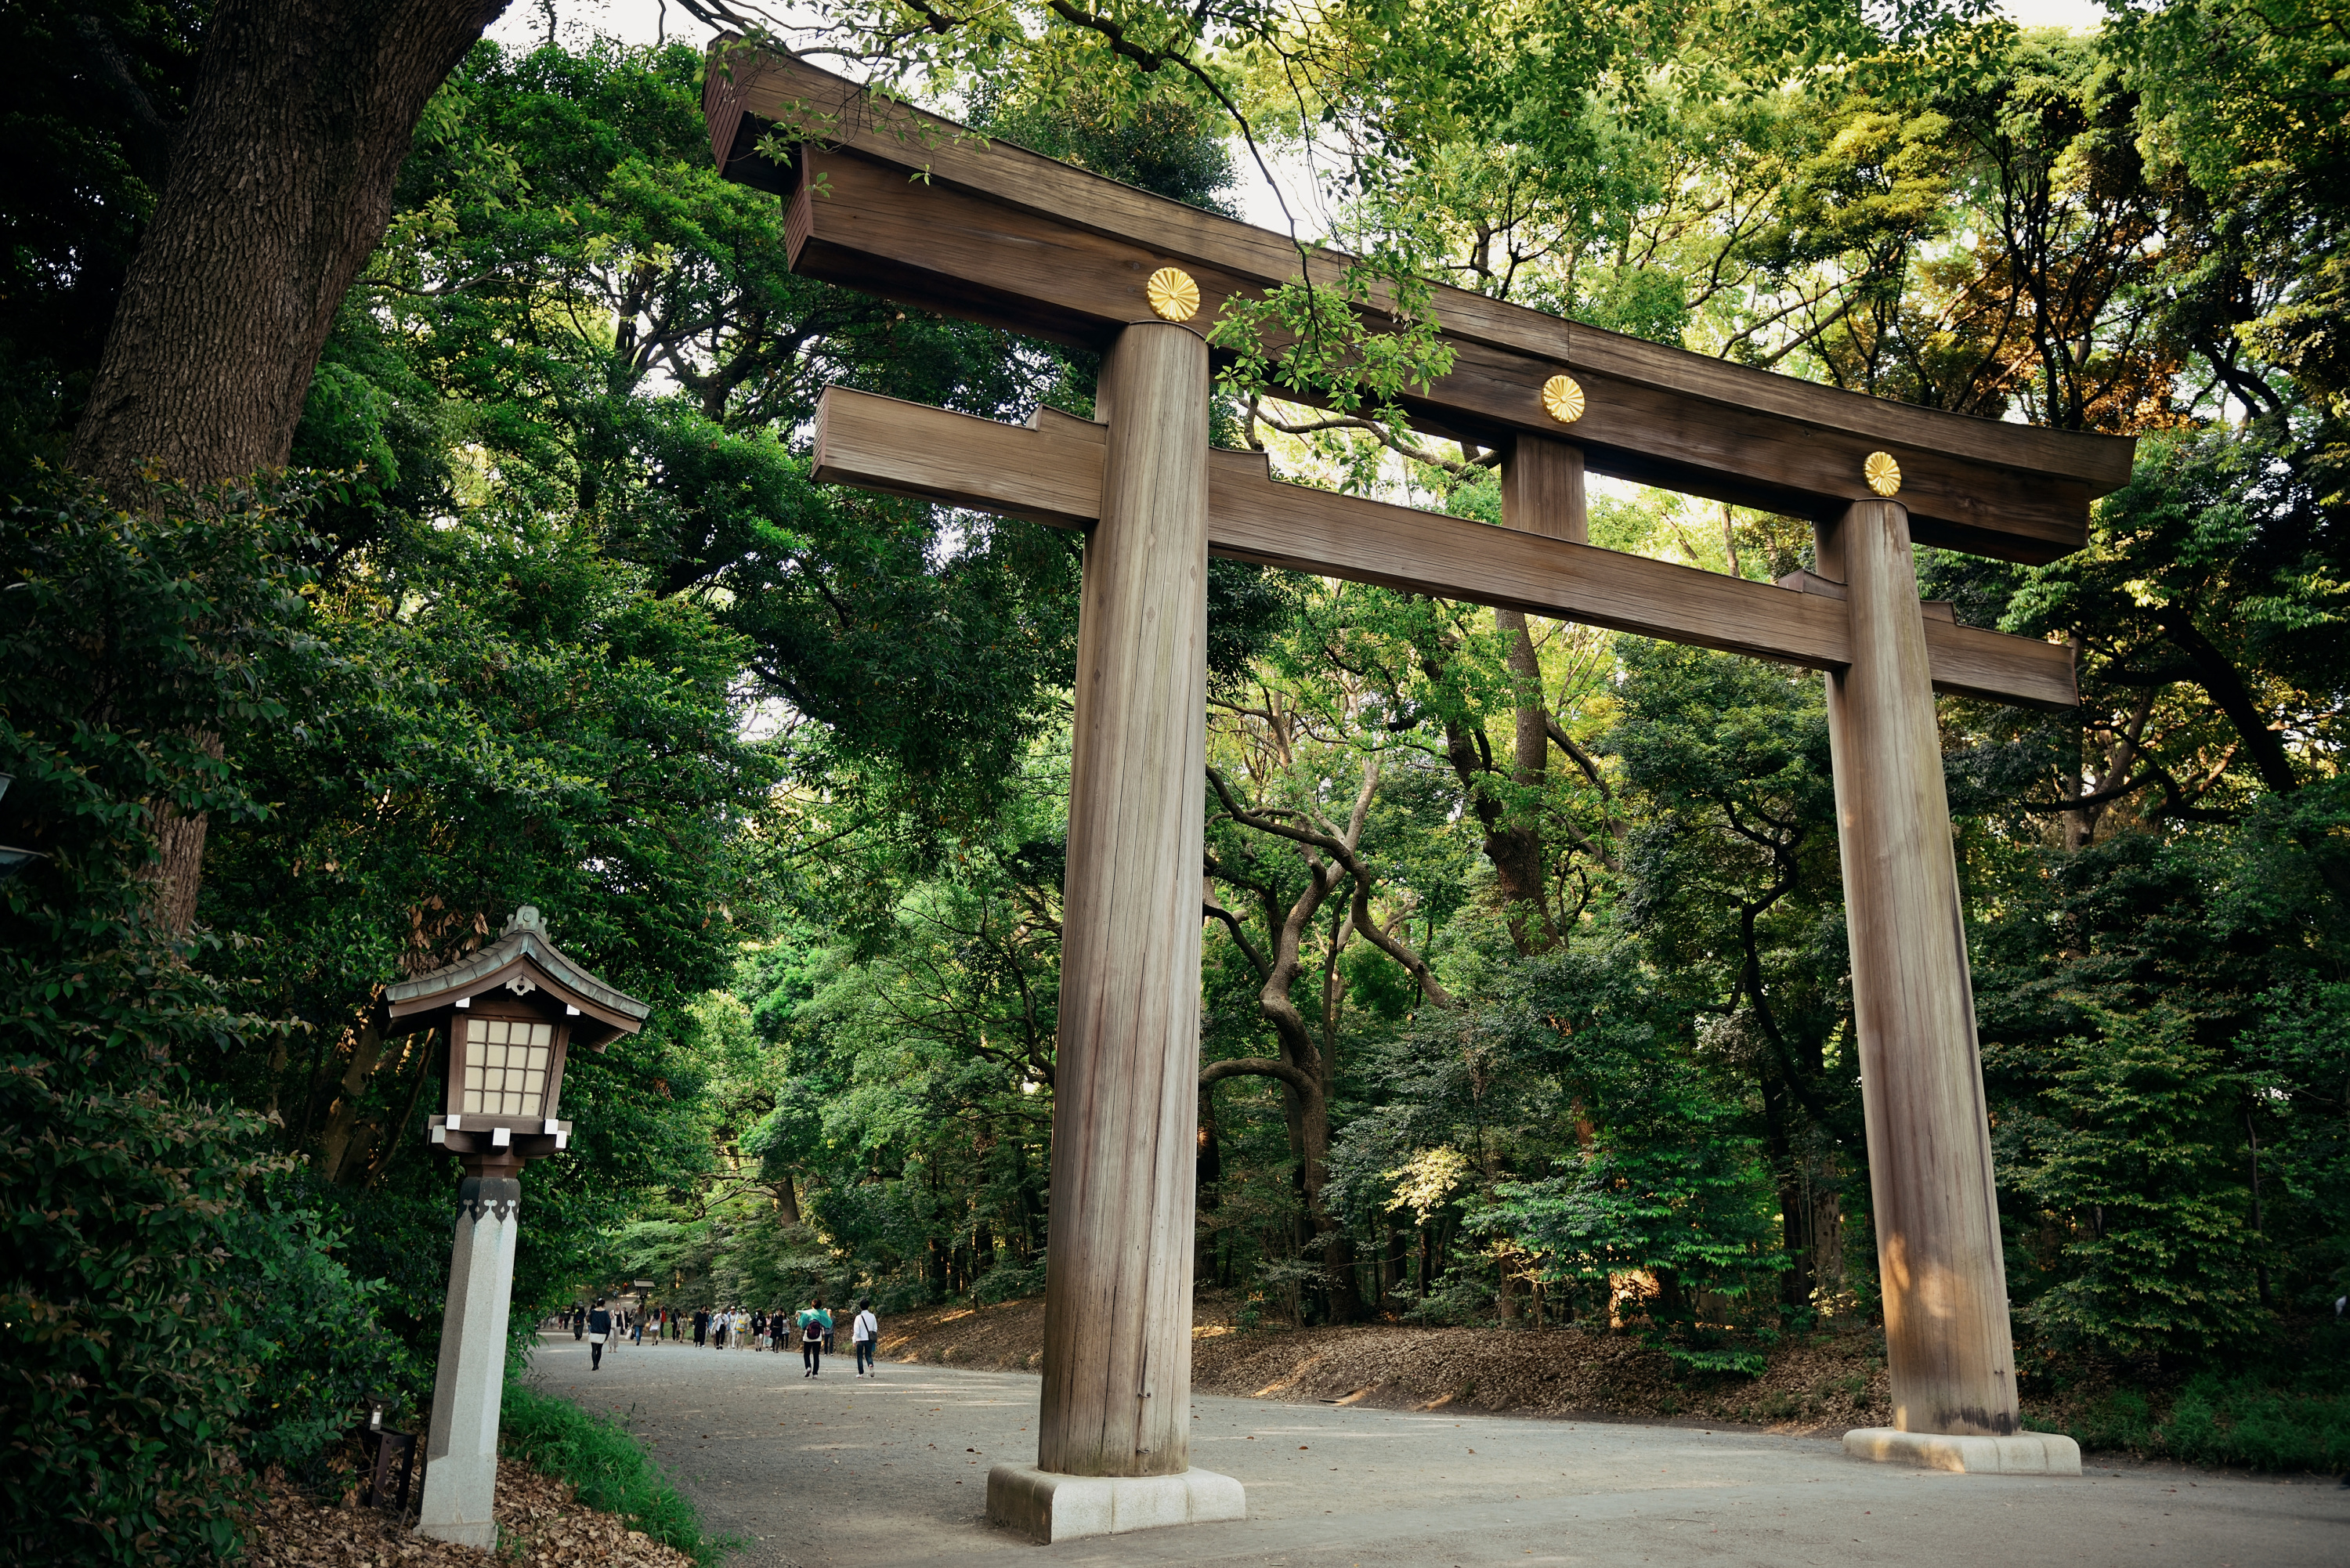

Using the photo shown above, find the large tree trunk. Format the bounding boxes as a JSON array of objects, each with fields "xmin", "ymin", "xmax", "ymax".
[
  {"xmin": 71, "ymin": 0, "xmax": 511, "ymax": 933},
  {"xmin": 73, "ymin": 0, "xmax": 510, "ymax": 484}
]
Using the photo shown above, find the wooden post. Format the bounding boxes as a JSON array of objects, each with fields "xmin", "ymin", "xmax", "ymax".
[
  {"xmin": 1819, "ymin": 500, "xmax": 2019, "ymax": 1436},
  {"xmin": 1036, "ymin": 320, "xmax": 1209, "ymax": 1477},
  {"xmin": 1501, "ymin": 433, "xmax": 1586, "ymax": 542}
]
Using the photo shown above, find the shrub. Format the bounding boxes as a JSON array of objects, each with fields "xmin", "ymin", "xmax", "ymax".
[
  {"xmin": 0, "ymin": 472, "xmax": 318, "ymax": 1563},
  {"xmin": 0, "ymin": 1017, "xmax": 277, "ymax": 1565},
  {"xmin": 231, "ymin": 1180, "xmax": 430, "ymax": 1473},
  {"xmin": 2163, "ymin": 1374, "xmax": 2350, "ymax": 1471},
  {"xmin": 499, "ymin": 1381, "xmax": 723, "ymax": 1565}
]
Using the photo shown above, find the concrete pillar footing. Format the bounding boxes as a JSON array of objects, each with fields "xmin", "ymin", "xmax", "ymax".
[
  {"xmin": 985, "ymin": 1463, "xmax": 1245, "ymax": 1542},
  {"xmin": 1843, "ymin": 1427, "xmax": 2081, "ymax": 1476}
]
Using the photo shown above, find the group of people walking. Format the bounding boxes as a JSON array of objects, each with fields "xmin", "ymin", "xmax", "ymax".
[
  {"xmin": 552, "ymin": 1295, "xmax": 882, "ymax": 1377},
  {"xmin": 784, "ymin": 1299, "xmax": 880, "ymax": 1378},
  {"xmin": 671, "ymin": 1298, "xmax": 881, "ymax": 1376}
]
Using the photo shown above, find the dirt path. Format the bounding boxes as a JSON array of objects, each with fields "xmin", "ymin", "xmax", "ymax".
[
  {"xmin": 872, "ymin": 1296, "xmax": 1893, "ymax": 1435},
  {"xmin": 534, "ymin": 1332, "xmax": 2350, "ymax": 1568}
]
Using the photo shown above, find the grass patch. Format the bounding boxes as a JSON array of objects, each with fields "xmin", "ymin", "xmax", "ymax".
[
  {"xmin": 2164, "ymin": 1375, "xmax": 2350, "ymax": 1472},
  {"xmin": 2045, "ymin": 1375, "xmax": 2350, "ymax": 1472},
  {"xmin": 500, "ymin": 1380, "xmax": 728, "ymax": 1565}
]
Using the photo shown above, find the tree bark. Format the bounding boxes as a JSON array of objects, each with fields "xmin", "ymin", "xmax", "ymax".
[
  {"xmin": 70, "ymin": 0, "xmax": 511, "ymax": 934},
  {"xmin": 73, "ymin": 0, "xmax": 512, "ymax": 485}
]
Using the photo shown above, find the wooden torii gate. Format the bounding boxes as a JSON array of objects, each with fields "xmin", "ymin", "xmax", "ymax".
[{"xmin": 705, "ymin": 43, "xmax": 2120, "ymax": 1536}]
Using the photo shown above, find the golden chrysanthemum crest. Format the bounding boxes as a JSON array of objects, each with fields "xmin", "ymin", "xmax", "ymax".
[
  {"xmin": 1864, "ymin": 450, "xmax": 1902, "ymax": 497},
  {"xmin": 1145, "ymin": 267, "xmax": 1200, "ymax": 323},
  {"xmin": 1541, "ymin": 374, "xmax": 1586, "ymax": 425}
]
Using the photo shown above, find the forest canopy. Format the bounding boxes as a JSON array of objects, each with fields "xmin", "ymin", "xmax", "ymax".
[{"xmin": 4, "ymin": 0, "xmax": 2347, "ymax": 1557}]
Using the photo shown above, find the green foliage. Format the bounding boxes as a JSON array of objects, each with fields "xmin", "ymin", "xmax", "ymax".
[
  {"xmin": 2161, "ymin": 1372, "xmax": 2350, "ymax": 1472},
  {"xmin": 0, "ymin": 1035, "xmax": 273, "ymax": 1565},
  {"xmin": 230, "ymin": 1180, "xmax": 428, "ymax": 1472},
  {"xmin": 499, "ymin": 1381, "xmax": 725, "ymax": 1565},
  {"xmin": 1451, "ymin": 949, "xmax": 1790, "ymax": 1371},
  {"xmin": 0, "ymin": 475, "xmax": 316, "ymax": 1563},
  {"xmin": 2051, "ymin": 1367, "xmax": 2350, "ymax": 1472},
  {"xmin": 1993, "ymin": 1005, "xmax": 2269, "ymax": 1360},
  {"xmin": 0, "ymin": 1, "xmax": 201, "ymax": 475}
]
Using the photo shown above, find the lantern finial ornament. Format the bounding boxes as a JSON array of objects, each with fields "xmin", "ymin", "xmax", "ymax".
[{"xmin": 1145, "ymin": 267, "xmax": 1199, "ymax": 323}]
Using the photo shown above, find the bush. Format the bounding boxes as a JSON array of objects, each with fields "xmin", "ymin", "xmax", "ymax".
[
  {"xmin": 231, "ymin": 1179, "xmax": 430, "ymax": 1473},
  {"xmin": 0, "ymin": 472, "xmax": 318, "ymax": 1563},
  {"xmin": 2163, "ymin": 1374, "xmax": 2350, "ymax": 1471},
  {"xmin": 0, "ymin": 1014, "xmax": 277, "ymax": 1565},
  {"xmin": 499, "ymin": 1381, "xmax": 723, "ymax": 1565}
]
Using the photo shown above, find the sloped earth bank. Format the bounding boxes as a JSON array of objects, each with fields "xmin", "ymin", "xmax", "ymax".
[
  {"xmin": 244, "ymin": 1456, "xmax": 696, "ymax": 1568},
  {"xmin": 876, "ymin": 1295, "xmax": 1894, "ymax": 1435}
]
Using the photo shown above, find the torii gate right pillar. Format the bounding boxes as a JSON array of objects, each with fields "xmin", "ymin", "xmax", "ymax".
[
  {"xmin": 1819, "ymin": 498, "xmax": 2023, "ymax": 1441},
  {"xmin": 985, "ymin": 318, "xmax": 1248, "ymax": 1539}
]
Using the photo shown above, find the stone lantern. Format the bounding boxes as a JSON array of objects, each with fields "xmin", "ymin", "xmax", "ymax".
[{"xmin": 383, "ymin": 905, "xmax": 647, "ymax": 1547}]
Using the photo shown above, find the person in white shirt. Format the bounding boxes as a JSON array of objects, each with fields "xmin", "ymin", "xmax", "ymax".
[{"xmin": 851, "ymin": 1299, "xmax": 879, "ymax": 1378}]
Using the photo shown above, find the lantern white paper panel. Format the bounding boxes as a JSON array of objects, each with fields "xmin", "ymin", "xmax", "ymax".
[{"xmin": 461, "ymin": 1018, "xmax": 554, "ymax": 1116}]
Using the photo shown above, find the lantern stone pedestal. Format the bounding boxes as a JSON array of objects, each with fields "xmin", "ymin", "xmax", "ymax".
[{"xmin": 418, "ymin": 1172, "xmax": 523, "ymax": 1546}]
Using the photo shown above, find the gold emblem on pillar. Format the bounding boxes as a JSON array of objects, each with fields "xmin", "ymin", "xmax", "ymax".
[
  {"xmin": 1540, "ymin": 374, "xmax": 1586, "ymax": 425},
  {"xmin": 1864, "ymin": 450, "xmax": 1903, "ymax": 497},
  {"xmin": 1144, "ymin": 267, "xmax": 1200, "ymax": 323}
]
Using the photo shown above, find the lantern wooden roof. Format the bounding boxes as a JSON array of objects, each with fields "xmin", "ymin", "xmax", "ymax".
[{"xmin": 384, "ymin": 907, "xmax": 649, "ymax": 1048}]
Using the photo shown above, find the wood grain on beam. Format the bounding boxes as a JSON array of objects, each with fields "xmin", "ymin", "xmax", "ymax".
[
  {"xmin": 780, "ymin": 147, "xmax": 2099, "ymax": 562},
  {"xmin": 812, "ymin": 388, "xmax": 2077, "ymax": 710},
  {"xmin": 714, "ymin": 46, "xmax": 2133, "ymax": 564}
]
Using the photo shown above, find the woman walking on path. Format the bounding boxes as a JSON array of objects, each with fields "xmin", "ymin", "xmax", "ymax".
[
  {"xmin": 797, "ymin": 1299, "xmax": 833, "ymax": 1378},
  {"xmin": 692, "ymin": 1308, "xmax": 709, "ymax": 1347},
  {"xmin": 852, "ymin": 1299, "xmax": 878, "ymax": 1378},
  {"xmin": 588, "ymin": 1299, "xmax": 613, "ymax": 1371}
]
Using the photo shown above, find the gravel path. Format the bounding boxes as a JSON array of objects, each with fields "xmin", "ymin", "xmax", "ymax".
[{"xmin": 529, "ymin": 1332, "xmax": 2350, "ymax": 1568}]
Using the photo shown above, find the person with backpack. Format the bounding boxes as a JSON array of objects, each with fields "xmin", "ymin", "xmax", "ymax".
[
  {"xmin": 587, "ymin": 1299, "xmax": 613, "ymax": 1371},
  {"xmin": 851, "ymin": 1299, "xmax": 879, "ymax": 1378},
  {"xmin": 797, "ymin": 1299, "xmax": 833, "ymax": 1378}
]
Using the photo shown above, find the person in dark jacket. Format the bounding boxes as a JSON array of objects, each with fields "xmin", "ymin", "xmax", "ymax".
[
  {"xmin": 573, "ymin": 1305, "xmax": 585, "ymax": 1341},
  {"xmin": 692, "ymin": 1307, "xmax": 709, "ymax": 1347},
  {"xmin": 588, "ymin": 1299, "xmax": 613, "ymax": 1371}
]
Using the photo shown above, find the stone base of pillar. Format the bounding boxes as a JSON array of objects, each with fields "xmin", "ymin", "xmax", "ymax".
[
  {"xmin": 411, "ymin": 1510, "xmax": 497, "ymax": 1550},
  {"xmin": 1842, "ymin": 1428, "xmax": 2081, "ymax": 1476},
  {"xmin": 985, "ymin": 1463, "xmax": 1244, "ymax": 1542}
]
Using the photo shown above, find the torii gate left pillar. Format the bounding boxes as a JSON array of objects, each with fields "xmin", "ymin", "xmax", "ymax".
[{"xmin": 983, "ymin": 320, "xmax": 1246, "ymax": 1541}]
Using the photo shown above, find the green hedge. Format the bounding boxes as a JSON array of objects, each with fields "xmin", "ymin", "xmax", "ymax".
[
  {"xmin": 2052, "ymin": 1373, "xmax": 2350, "ymax": 1472},
  {"xmin": 498, "ymin": 1381, "xmax": 727, "ymax": 1565}
]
